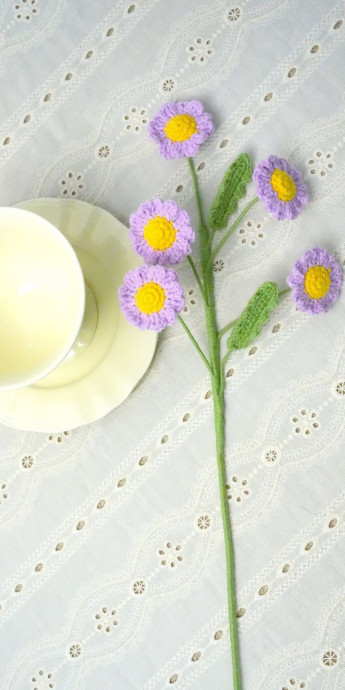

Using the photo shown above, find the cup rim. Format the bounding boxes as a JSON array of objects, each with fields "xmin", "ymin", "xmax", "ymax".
[{"xmin": 0, "ymin": 207, "xmax": 85, "ymax": 391}]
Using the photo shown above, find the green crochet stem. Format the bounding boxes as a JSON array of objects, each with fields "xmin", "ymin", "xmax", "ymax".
[
  {"xmin": 218, "ymin": 318, "xmax": 239, "ymax": 340},
  {"xmin": 187, "ymin": 157, "xmax": 242, "ymax": 690},
  {"xmin": 279, "ymin": 287, "xmax": 291, "ymax": 298},
  {"xmin": 177, "ymin": 314, "xmax": 213, "ymax": 375},
  {"xmin": 182, "ymin": 163, "xmax": 293, "ymax": 689},
  {"xmin": 188, "ymin": 157, "xmax": 210, "ymax": 290},
  {"xmin": 187, "ymin": 255, "xmax": 207, "ymax": 302}
]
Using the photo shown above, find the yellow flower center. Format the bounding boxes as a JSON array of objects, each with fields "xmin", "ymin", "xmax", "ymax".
[
  {"xmin": 135, "ymin": 281, "xmax": 166, "ymax": 314},
  {"xmin": 164, "ymin": 114, "xmax": 198, "ymax": 142},
  {"xmin": 143, "ymin": 216, "xmax": 177, "ymax": 251},
  {"xmin": 270, "ymin": 168, "xmax": 296, "ymax": 202},
  {"xmin": 304, "ymin": 265, "xmax": 331, "ymax": 299}
]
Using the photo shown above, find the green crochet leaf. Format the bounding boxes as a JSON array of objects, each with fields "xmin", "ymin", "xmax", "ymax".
[
  {"xmin": 227, "ymin": 282, "xmax": 279, "ymax": 352},
  {"xmin": 208, "ymin": 153, "xmax": 252, "ymax": 231}
]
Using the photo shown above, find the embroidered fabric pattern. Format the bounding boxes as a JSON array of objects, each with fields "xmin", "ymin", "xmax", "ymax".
[{"xmin": 1, "ymin": 1, "xmax": 345, "ymax": 689}]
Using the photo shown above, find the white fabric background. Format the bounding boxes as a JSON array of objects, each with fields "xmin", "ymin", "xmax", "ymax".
[{"xmin": 0, "ymin": 0, "xmax": 345, "ymax": 688}]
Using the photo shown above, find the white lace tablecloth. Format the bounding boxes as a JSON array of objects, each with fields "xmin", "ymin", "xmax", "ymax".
[{"xmin": 1, "ymin": 1, "xmax": 345, "ymax": 688}]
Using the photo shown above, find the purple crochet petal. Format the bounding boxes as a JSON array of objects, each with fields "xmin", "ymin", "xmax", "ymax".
[
  {"xmin": 149, "ymin": 198, "xmax": 163, "ymax": 216},
  {"xmin": 253, "ymin": 155, "xmax": 308, "ymax": 220},
  {"xmin": 286, "ymin": 273, "xmax": 304, "ymax": 288},
  {"xmin": 129, "ymin": 198, "xmax": 195, "ymax": 265},
  {"xmin": 148, "ymin": 100, "xmax": 214, "ymax": 159},
  {"xmin": 287, "ymin": 247, "xmax": 342, "ymax": 315},
  {"xmin": 163, "ymin": 200, "xmax": 180, "ymax": 222},
  {"xmin": 181, "ymin": 100, "xmax": 204, "ymax": 117}
]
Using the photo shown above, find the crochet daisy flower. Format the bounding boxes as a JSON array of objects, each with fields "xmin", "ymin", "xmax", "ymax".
[
  {"xmin": 287, "ymin": 247, "xmax": 342, "ymax": 314},
  {"xmin": 148, "ymin": 100, "xmax": 214, "ymax": 159},
  {"xmin": 118, "ymin": 265, "xmax": 184, "ymax": 331},
  {"xmin": 253, "ymin": 155, "xmax": 308, "ymax": 220},
  {"xmin": 129, "ymin": 199, "xmax": 195, "ymax": 265}
]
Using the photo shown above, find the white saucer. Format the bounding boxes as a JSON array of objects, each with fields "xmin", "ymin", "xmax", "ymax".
[{"xmin": 0, "ymin": 198, "xmax": 157, "ymax": 432}]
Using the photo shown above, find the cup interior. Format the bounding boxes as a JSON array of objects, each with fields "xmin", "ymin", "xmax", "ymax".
[{"xmin": 0, "ymin": 208, "xmax": 85, "ymax": 390}]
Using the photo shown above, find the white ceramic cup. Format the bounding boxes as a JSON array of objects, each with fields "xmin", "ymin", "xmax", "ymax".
[{"xmin": 0, "ymin": 207, "xmax": 85, "ymax": 390}]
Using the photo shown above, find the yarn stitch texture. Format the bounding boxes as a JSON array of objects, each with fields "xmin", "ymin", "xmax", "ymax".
[
  {"xmin": 226, "ymin": 282, "xmax": 279, "ymax": 352},
  {"xmin": 287, "ymin": 247, "xmax": 342, "ymax": 314},
  {"xmin": 208, "ymin": 153, "xmax": 252, "ymax": 230},
  {"xmin": 253, "ymin": 154, "xmax": 308, "ymax": 220},
  {"xmin": 118, "ymin": 264, "xmax": 184, "ymax": 330},
  {"xmin": 164, "ymin": 114, "xmax": 198, "ymax": 142},
  {"xmin": 129, "ymin": 198, "xmax": 195, "ymax": 265},
  {"xmin": 148, "ymin": 100, "xmax": 214, "ymax": 159}
]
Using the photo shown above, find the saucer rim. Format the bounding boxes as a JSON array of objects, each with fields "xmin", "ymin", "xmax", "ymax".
[{"xmin": 0, "ymin": 198, "xmax": 157, "ymax": 432}]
